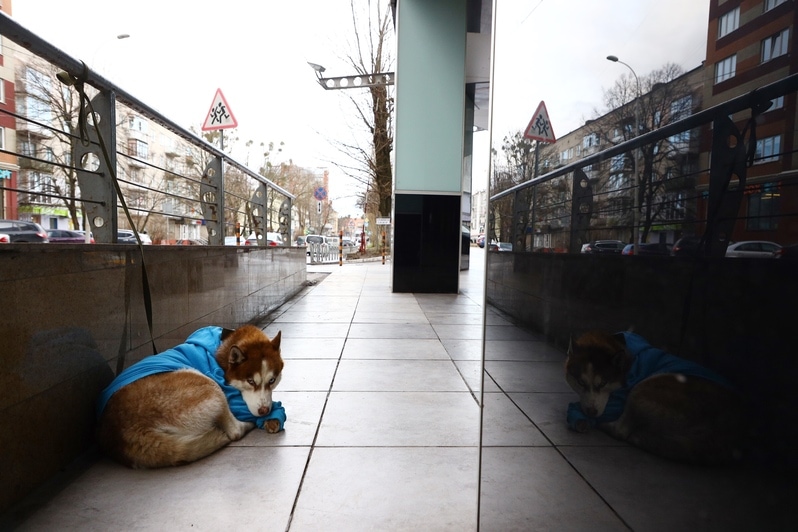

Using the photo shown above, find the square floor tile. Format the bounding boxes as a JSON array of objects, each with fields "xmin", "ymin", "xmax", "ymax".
[
  {"xmin": 441, "ymin": 338, "xmax": 483, "ymax": 360},
  {"xmin": 279, "ymin": 359, "xmax": 338, "ymax": 391},
  {"xmin": 479, "ymin": 447, "xmax": 626, "ymax": 531},
  {"xmin": 332, "ymin": 360, "xmax": 469, "ymax": 392},
  {"xmin": 15, "ymin": 448, "xmax": 309, "ymax": 531},
  {"xmin": 561, "ymin": 446, "xmax": 797, "ymax": 532},
  {"xmin": 485, "ymin": 361, "xmax": 573, "ymax": 393},
  {"xmin": 280, "ymin": 337, "xmax": 345, "ymax": 359},
  {"xmin": 316, "ymin": 391, "xmax": 479, "ymax": 446},
  {"xmin": 263, "ymin": 322, "xmax": 351, "ymax": 339},
  {"xmin": 290, "ymin": 447, "xmax": 478, "ymax": 531},
  {"xmin": 480, "ymin": 393, "xmax": 551, "ymax": 447},
  {"xmin": 342, "ymin": 338, "xmax": 449, "ymax": 360},
  {"xmin": 484, "ymin": 339, "xmax": 565, "ymax": 362},
  {"xmin": 347, "ymin": 323, "xmax": 437, "ymax": 339}
]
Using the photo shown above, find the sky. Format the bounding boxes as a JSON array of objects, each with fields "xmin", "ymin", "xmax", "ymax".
[{"xmin": 11, "ymin": 0, "xmax": 711, "ymax": 215}]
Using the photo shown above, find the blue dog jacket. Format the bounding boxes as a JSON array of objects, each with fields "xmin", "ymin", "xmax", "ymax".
[
  {"xmin": 567, "ymin": 331, "xmax": 733, "ymax": 431},
  {"xmin": 97, "ymin": 326, "xmax": 286, "ymax": 430}
]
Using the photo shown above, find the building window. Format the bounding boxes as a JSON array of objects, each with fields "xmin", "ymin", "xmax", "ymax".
[
  {"xmin": 768, "ymin": 96, "xmax": 784, "ymax": 111},
  {"xmin": 755, "ymin": 136, "xmax": 781, "ymax": 163},
  {"xmin": 0, "ymin": 79, "xmax": 5, "ymax": 103},
  {"xmin": 715, "ymin": 55, "xmax": 736, "ymax": 84},
  {"xmin": 582, "ymin": 133, "xmax": 599, "ymax": 150},
  {"xmin": 718, "ymin": 7, "xmax": 739, "ymax": 39},
  {"xmin": 127, "ymin": 115, "xmax": 148, "ymax": 133},
  {"xmin": 765, "ymin": 0, "xmax": 787, "ymax": 12},
  {"xmin": 762, "ymin": 28, "xmax": 789, "ymax": 63},
  {"xmin": 128, "ymin": 139, "xmax": 149, "ymax": 159},
  {"xmin": 747, "ymin": 186, "xmax": 779, "ymax": 231},
  {"xmin": 670, "ymin": 95, "xmax": 692, "ymax": 121}
]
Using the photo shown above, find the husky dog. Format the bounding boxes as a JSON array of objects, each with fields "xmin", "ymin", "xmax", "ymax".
[
  {"xmin": 97, "ymin": 325, "xmax": 285, "ymax": 468},
  {"xmin": 565, "ymin": 330, "xmax": 746, "ymax": 465}
]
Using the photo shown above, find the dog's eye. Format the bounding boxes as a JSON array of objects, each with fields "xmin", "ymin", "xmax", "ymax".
[
  {"xmin": 596, "ymin": 380, "xmax": 607, "ymax": 390},
  {"xmin": 576, "ymin": 378, "xmax": 587, "ymax": 389},
  {"xmin": 268, "ymin": 377, "xmax": 276, "ymax": 385},
  {"xmin": 247, "ymin": 378, "xmax": 256, "ymax": 386}
]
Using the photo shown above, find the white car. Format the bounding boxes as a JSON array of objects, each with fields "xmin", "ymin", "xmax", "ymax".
[{"xmin": 725, "ymin": 240, "xmax": 781, "ymax": 258}]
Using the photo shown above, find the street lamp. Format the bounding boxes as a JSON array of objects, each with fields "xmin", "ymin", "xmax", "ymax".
[
  {"xmin": 307, "ymin": 61, "xmax": 394, "ymax": 90},
  {"xmin": 607, "ymin": 54, "xmax": 641, "ymax": 254}
]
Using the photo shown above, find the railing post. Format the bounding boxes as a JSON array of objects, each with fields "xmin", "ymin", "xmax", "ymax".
[{"xmin": 73, "ymin": 90, "xmax": 117, "ymax": 243}]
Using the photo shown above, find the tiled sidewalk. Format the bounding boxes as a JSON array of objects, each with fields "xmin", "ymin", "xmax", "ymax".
[{"xmin": 7, "ymin": 249, "xmax": 795, "ymax": 531}]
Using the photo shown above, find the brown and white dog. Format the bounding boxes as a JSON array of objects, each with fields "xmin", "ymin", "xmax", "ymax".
[
  {"xmin": 565, "ymin": 330, "xmax": 747, "ymax": 465},
  {"xmin": 97, "ymin": 325, "xmax": 283, "ymax": 468}
]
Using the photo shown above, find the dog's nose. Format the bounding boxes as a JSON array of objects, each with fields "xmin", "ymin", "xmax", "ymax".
[
  {"xmin": 585, "ymin": 407, "xmax": 598, "ymax": 418},
  {"xmin": 258, "ymin": 405, "xmax": 271, "ymax": 416}
]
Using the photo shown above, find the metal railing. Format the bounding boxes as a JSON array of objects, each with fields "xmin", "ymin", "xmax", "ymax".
[{"xmin": 0, "ymin": 13, "xmax": 293, "ymax": 246}]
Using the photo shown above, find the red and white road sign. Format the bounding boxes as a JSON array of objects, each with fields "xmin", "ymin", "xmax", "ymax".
[
  {"xmin": 202, "ymin": 89, "xmax": 238, "ymax": 131},
  {"xmin": 523, "ymin": 101, "xmax": 556, "ymax": 143}
]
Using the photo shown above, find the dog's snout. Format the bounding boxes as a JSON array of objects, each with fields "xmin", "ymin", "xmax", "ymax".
[
  {"xmin": 258, "ymin": 405, "xmax": 271, "ymax": 416},
  {"xmin": 585, "ymin": 406, "xmax": 598, "ymax": 418}
]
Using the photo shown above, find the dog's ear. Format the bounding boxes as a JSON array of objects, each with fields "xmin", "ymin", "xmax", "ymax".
[
  {"xmin": 220, "ymin": 327, "xmax": 236, "ymax": 341},
  {"xmin": 271, "ymin": 330, "xmax": 282, "ymax": 350},
  {"xmin": 229, "ymin": 345, "xmax": 247, "ymax": 366}
]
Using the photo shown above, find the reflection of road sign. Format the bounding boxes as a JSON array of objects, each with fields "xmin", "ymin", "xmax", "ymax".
[
  {"xmin": 523, "ymin": 101, "xmax": 556, "ymax": 143},
  {"xmin": 202, "ymin": 89, "xmax": 238, "ymax": 131},
  {"xmin": 313, "ymin": 187, "xmax": 327, "ymax": 201},
  {"xmin": 317, "ymin": 201, "xmax": 322, "ymax": 214},
  {"xmin": 376, "ymin": 217, "xmax": 391, "ymax": 225}
]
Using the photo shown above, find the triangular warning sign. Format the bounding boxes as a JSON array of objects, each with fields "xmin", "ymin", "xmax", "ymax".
[
  {"xmin": 202, "ymin": 89, "xmax": 238, "ymax": 131},
  {"xmin": 523, "ymin": 101, "xmax": 556, "ymax": 143}
]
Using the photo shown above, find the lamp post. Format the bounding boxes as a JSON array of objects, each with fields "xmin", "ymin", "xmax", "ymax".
[
  {"xmin": 307, "ymin": 62, "xmax": 394, "ymax": 90},
  {"xmin": 607, "ymin": 55, "xmax": 641, "ymax": 254}
]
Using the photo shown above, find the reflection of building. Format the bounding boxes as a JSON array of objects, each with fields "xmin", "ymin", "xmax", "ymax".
[
  {"xmin": 698, "ymin": 0, "xmax": 797, "ymax": 245},
  {"xmin": 531, "ymin": 66, "xmax": 704, "ymax": 247},
  {"xmin": 0, "ymin": 3, "xmax": 18, "ymax": 220}
]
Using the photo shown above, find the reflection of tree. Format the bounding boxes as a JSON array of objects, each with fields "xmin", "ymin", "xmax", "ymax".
[
  {"xmin": 491, "ymin": 132, "xmax": 571, "ymax": 250},
  {"xmin": 262, "ymin": 161, "xmax": 327, "ymax": 237},
  {"xmin": 15, "ymin": 58, "xmax": 83, "ymax": 227},
  {"xmin": 588, "ymin": 63, "xmax": 699, "ymax": 242}
]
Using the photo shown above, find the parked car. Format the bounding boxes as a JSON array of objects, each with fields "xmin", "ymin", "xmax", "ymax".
[
  {"xmin": 621, "ymin": 243, "xmax": 672, "ymax": 256},
  {"xmin": 117, "ymin": 229, "xmax": 152, "ymax": 245},
  {"xmin": 773, "ymin": 243, "xmax": 798, "ymax": 259},
  {"xmin": 581, "ymin": 240, "xmax": 626, "ymax": 254},
  {"xmin": 175, "ymin": 238, "xmax": 207, "ymax": 245},
  {"xmin": 0, "ymin": 233, "xmax": 9, "ymax": 243},
  {"xmin": 725, "ymin": 240, "xmax": 781, "ymax": 258},
  {"xmin": 488, "ymin": 242, "xmax": 513, "ymax": 252},
  {"xmin": 671, "ymin": 236, "xmax": 702, "ymax": 257},
  {"xmin": 266, "ymin": 232, "xmax": 284, "ymax": 246},
  {"xmin": 477, "ymin": 235, "xmax": 486, "ymax": 248},
  {"xmin": 47, "ymin": 229, "xmax": 94, "ymax": 243},
  {"xmin": 225, "ymin": 235, "xmax": 251, "ymax": 246},
  {"xmin": 295, "ymin": 236, "xmax": 306, "ymax": 247},
  {"xmin": 0, "ymin": 219, "xmax": 49, "ymax": 242}
]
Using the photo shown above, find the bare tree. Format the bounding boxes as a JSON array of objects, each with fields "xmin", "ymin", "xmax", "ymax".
[{"xmin": 332, "ymin": 0, "xmax": 395, "ymax": 219}]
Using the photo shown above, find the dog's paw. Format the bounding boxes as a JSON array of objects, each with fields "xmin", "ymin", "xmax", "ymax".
[
  {"xmin": 264, "ymin": 419, "xmax": 281, "ymax": 433},
  {"xmin": 574, "ymin": 419, "xmax": 591, "ymax": 433}
]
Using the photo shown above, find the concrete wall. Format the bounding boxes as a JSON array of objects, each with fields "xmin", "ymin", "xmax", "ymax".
[
  {"xmin": 0, "ymin": 245, "xmax": 306, "ymax": 512},
  {"xmin": 486, "ymin": 252, "xmax": 796, "ymax": 470}
]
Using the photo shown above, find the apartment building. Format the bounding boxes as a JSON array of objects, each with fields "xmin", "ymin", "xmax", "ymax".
[
  {"xmin": 0, "ymin": 0, "xmax": 18, "ymax": 220},
  {"xmin": 700, "ymin": 0, "xmax": 797, "ymax": 244}
]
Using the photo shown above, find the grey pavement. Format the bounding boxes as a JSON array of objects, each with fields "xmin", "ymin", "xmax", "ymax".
[{"xmin": 8, "ymin": 248, "xmax": 795, "ymax": 531}]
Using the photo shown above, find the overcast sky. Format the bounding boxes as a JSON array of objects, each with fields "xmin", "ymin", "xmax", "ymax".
[{"xmin": 12, "ymin": 0, "xmax": 710, "ymax": 215}]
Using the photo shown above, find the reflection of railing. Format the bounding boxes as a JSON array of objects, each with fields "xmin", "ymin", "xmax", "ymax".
[
  {"xmin": 0, "ymin": 13, "xmax": 293, "ymax": 246},
  {"xmin": 489, "ymin": 74, "xmax": 798, "ymax": 256}
]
